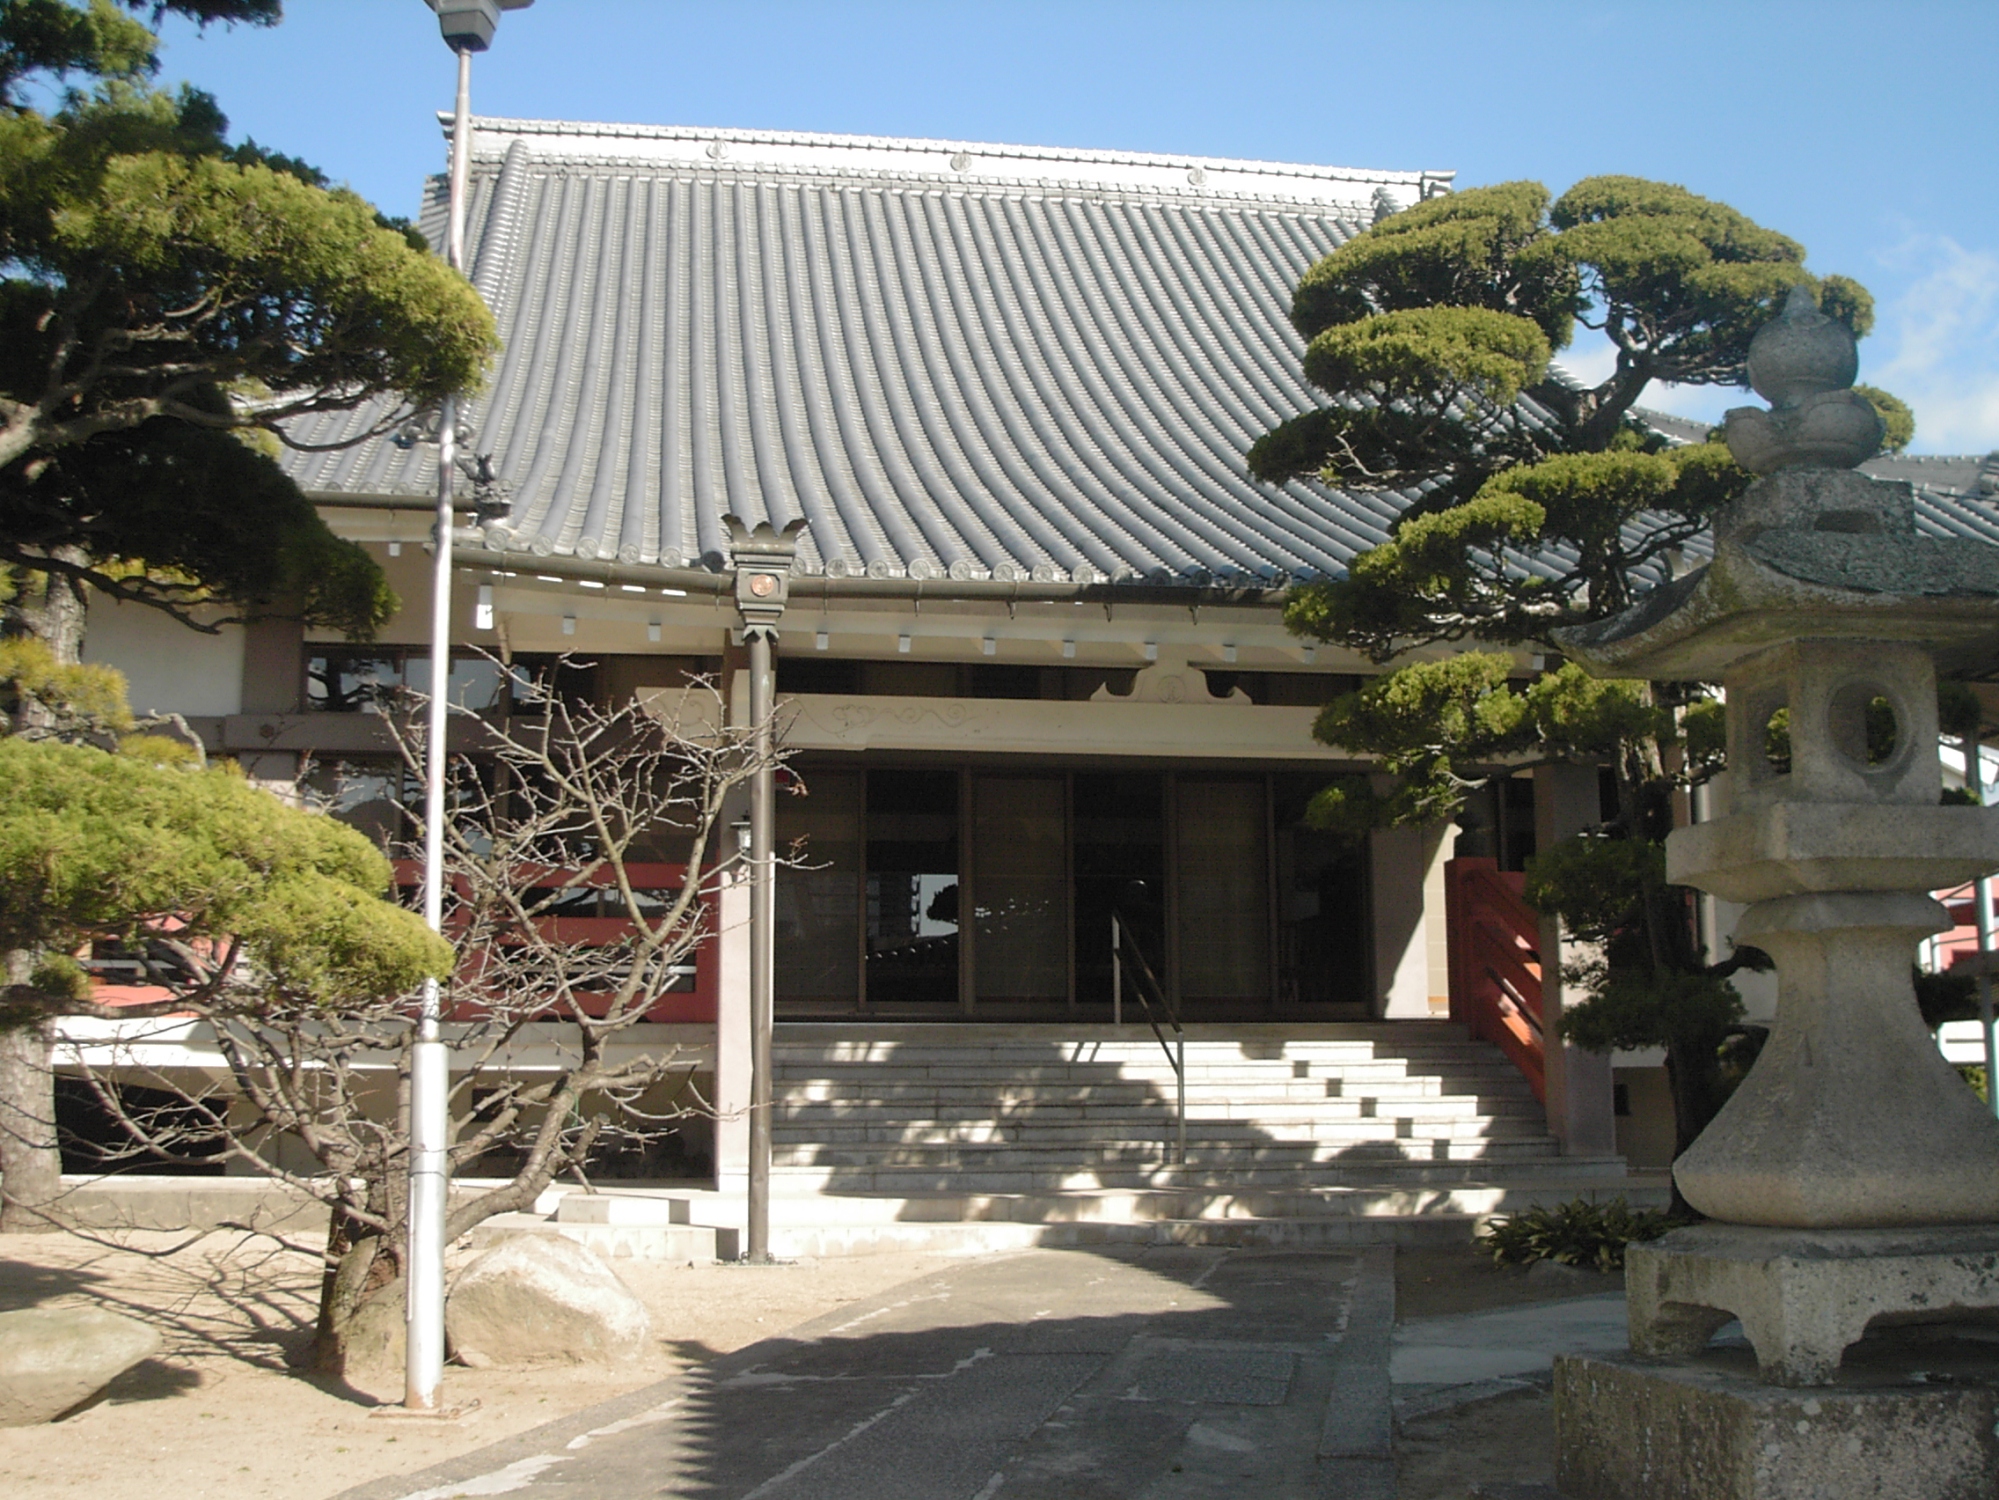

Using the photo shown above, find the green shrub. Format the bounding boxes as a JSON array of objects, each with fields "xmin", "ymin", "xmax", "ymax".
[{"xmin": 1477, "ymin": 1196, "xmax": 1684, "ymax": 1271}]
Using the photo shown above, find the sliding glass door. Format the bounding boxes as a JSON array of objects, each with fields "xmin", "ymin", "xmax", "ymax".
[
  {"xmin": 775, "ymin": 768, "xmax": 861, "ymax": 1006},
  {"xmin": 865, "ymin": 769, "xmax": 960, "ymax": 1006},
  {"xmin": 971, "ymin": 775, "xmax": 1068, "ymax": 1007},
  {"xmin": 774, "ymin": 761, "xmax": 1364, "ymax": 1018},
  {"xmin": 1176, "ymin": 777, "xmax": 1271, "ymax": 1006}
]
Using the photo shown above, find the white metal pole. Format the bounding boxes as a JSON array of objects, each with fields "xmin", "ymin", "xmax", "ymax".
[{"xmin": 405, "ymin": 43, "xmax": 473, "ymax": 1414}]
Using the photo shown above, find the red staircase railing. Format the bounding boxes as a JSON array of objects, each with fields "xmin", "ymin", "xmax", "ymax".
[{"xmin": 1443, "ymin": 857, "xmax": 1546, "ymax": 1102}]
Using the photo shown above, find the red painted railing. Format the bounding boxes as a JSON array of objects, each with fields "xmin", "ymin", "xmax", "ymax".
[
  {"xmin": 1938, "ymin": 880, "xmax": 1988, "ymax": 974},
  {"xmin": 1443, "ymin": 857, "xmax": 1546, "ymax": 1102},
  {"xmin": 390, "ymin": 860, "xmax": 718, "ymax": 1024},
  {"xmin": 86, "ymin": 866, "xmax": 720, "ymax": 1024}
]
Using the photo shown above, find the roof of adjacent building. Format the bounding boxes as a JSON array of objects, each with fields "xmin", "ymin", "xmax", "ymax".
[
  {"xmin": 1638, "ymin": 410, "xmax": 1999, "ymax": 548},
  {"xmin": 282, "ymin": 118, "xmax": 1457, "ymax": 586},
  {"xmin": 282, "ymin": 117, "xmax": 1999, "ymax": 587}
]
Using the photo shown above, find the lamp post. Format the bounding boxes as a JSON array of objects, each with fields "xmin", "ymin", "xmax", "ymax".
[
  {"xmin": 404, "ymin": 0, "xmax": 532, "ymax": 1415},
  {"xmin": 725, "ymin": 517, "xmax": 802, "ymax": 1263}
]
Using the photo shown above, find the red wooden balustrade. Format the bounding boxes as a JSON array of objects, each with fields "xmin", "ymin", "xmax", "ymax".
[
  {"xmin": 1442, "ymin": 857, "xmax": 1546, "ymax": 1102},
  {"xmin": 391, "ymin": 860, "xmax": 718, "ymax": 1024},
  {"xmin": 84, "ymin": 863, "xmax": 719, "ymax": 1024}
]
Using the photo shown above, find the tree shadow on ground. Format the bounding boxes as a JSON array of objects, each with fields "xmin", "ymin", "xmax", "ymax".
[
  {"xmin": 0, "ymin": 1227, "xmax": 323, "ymax": 1386},
  {"xmin": 0, "ymin": 1256, "xmax": 113, "ymax": 1311},
  {"xmin": 326, "ymin": 1244, "xmax": 1400, "ymax": 1500}
]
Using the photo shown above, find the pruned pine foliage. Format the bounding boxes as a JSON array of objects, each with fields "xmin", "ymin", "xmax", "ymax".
[
  {"xmin": 1256, "ymin": 177, "xmax": 1921, "ymax": 1169},
  {"xmin": 1254, "ymin": 177, "xmax": 1912, "ymax": 661},
  {"xmin": 0, "ymin": 0, "xmax": 495, "ymax": 640}
]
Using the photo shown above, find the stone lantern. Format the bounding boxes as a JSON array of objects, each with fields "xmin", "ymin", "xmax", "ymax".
[{"xmin": 1547, "ymin": 286, "xmax": 1999, "ymax": 1499}]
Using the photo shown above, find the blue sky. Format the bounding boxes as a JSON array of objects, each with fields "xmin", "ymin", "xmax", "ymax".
[{"xmin": 158, "ymin": 0, "xmax": 1999, "ymax": 454}]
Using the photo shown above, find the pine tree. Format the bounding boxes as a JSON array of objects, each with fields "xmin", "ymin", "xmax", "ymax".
[{"xmin": 1252, "ymin": 177, "xmax": 1920, "ymax": 1157}]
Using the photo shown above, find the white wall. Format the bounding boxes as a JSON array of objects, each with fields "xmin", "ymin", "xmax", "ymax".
[{"xmin": 84, "ymin": 597, "xmax": 245, "ymax": 719}]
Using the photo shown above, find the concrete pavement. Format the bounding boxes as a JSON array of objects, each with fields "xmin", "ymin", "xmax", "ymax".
[
  {"xmin": 333, "ymin": 1246, "xmax": 1396, "ymax": 1500},
  {"xmin": 1390, "ymin": 1291, "xmax": 1632, "ymax": 1427}
]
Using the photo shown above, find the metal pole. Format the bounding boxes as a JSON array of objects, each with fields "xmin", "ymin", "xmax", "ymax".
[
  {"xmin": 1175, "ymin": 1033, "xmax": 1186, "ymax": 1166},
  {"xmin": 405, "ymin": 43, "xmax": 473, "ymax": 1413},
  {"xmin": 747, "ymin": 626, "xmax": 775, "ymax": 1261},
  {"xmin": 1111, "ymin": 912, "xmax": 1121, "ymax": 1027}
]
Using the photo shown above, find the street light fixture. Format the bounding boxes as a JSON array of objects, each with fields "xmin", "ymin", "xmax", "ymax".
[
  {"xmin": 725, "ymin": 516, "xmax": 803, "ymax": 1264},
  {"xmin": 428, "ymin": 0, "xmax": 534, "ymax": 52},
  {"xmin": 404, "ymin": 0, "xmax": 531, "ymax": 1416}
]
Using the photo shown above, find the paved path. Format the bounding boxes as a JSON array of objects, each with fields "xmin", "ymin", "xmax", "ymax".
[
  {"xmin": 335, "ymin": 1247, "xmax": 1394, "ymax": 1500},
  {"xmin": 1389, "ymin": 1291, "xmax": 1630, "ymax": 1427}
]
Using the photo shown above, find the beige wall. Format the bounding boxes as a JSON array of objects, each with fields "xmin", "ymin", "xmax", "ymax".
[{"xmin": 84, "ymin": 596, "xmax": 246, "ymax": 719}]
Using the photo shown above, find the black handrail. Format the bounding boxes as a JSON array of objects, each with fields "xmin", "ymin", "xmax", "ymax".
[{"xmin": 1111, "ymin": 911, "xmax": 1186, "ymax": 1165}]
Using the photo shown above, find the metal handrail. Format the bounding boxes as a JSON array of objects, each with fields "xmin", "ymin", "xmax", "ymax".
[{"xmin": 1111, "ymin": 911, "xmax": 1186, "ymax": 1165}]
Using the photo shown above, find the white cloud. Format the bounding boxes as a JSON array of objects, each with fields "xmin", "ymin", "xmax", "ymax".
[
  {"xmin": 1867, "ymin": 235, "xmax": 1999, "ymax": 455},
  {"xmin": 1551, "ymin": 330, "xmax": 1619, "ymax": 389}
]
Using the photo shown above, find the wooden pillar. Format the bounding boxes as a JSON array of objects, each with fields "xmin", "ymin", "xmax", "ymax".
[{"xmin": 1368, "ymin": 821, "xmax": 1432, "ymax": 1020}]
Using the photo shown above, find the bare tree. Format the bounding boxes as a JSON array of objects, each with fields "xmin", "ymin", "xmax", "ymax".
[{"xmin": 62, "ymin": 666, "xmax": 786, "ymax": 1371}]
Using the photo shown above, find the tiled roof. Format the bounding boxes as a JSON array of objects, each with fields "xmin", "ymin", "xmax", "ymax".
[
  {"xmin": 281, "ymin": 119, "xmax": 1455, "ymax": 586},
  {"xmin": 1636, "ymin": 409, "xmax": 1999, "ymax": 546},
  {"xmin": 282, "ymin": 117, "xmax": 1999, "ymax": 589}
]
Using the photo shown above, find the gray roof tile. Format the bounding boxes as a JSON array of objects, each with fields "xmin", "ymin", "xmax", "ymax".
[
  {"xmin": 283, "ymin": 119, "xmax": 1999, "ymax": 588},
  {"xmin": 283, "ymin": 119, "xmax": 1435, "ymax": 585}
]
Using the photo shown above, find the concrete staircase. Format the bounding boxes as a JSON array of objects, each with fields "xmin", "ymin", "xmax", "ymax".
[
  {"xmin": 770, "ymin": 1022, "xmax": 1576, "ymax": 1193},
  {"xmin": 474, "ymin": 1023, "xmax": 1658, "ymax": 1260}
]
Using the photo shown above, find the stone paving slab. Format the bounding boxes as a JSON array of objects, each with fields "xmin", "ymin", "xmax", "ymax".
[{"xmin": 331, "ymin": 1246, "xmax": 1394, "ymax": 1500}]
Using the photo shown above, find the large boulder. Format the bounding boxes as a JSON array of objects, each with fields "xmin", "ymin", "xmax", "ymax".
[
  {"xmin": 445, "ymin": 1234, "xmax": 651, "ymax": 1367},
  {"xmin": 0, "ymin": 1305, "xmax": 161, "ymax": 1426}
]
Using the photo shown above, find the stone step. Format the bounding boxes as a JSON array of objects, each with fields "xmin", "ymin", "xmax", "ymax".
[
  {"xmin": 806, "ymin": 1176, "xmax": 1657, "ymax": 1225},
  {"xmin": 535, "ymin": 1174, "xmax": 1655, "ymax": 1231},
  {"xmin": 771, "ymin": 1056, "xmax": 1519, "ymax": 1080},
  {"xmin": 468, "ymin": 1213, "xmax": 742, "ymax": 1263},
  {"xmin": 771, "ymin": 1021, "xmax": 1477, "ymax": 1045},
  {"xmin": 774, "ymin": 1137, "xmax": 1557, "ymax": 1164},
  {"xmin": 758, "ymin": 1022, "xmax": 1561, "ymax": 1212},
  {"xmin": 491, "ymin": 1168, "xmax": 1663, "ymax": 1259},
  {"xmin": 771, "ymin": 1074, "xmax": 1533, "ymax": 1103},
  {"xmin": 772, "ymin": 1049, "xmax": 1524, "ymax": 1070},
  {"xmin": 771, "ymin": 1119, "xmax": 1551, "ymax": 1149},
  {"xmin": 771, "ymin": 1088, "xmax": 1535, "ymax": 1112},
  {"xmin": 773, "ymin": 1095, "xmax": 1545, "ymax": 1123},
  {"xmin": 760, "ymin": 1164, "xmax": 1580, "ymax": 1195}
]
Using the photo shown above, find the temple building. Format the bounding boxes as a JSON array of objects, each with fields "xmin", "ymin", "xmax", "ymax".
[{"xmin": 78, "ymin": 120, "xmax": 1999, "ymax": 1233}]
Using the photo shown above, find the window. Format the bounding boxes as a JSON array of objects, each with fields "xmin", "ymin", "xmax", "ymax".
[{"xmin": 305, "ymin": 649, "xmax": 596, "ymax": 714}]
